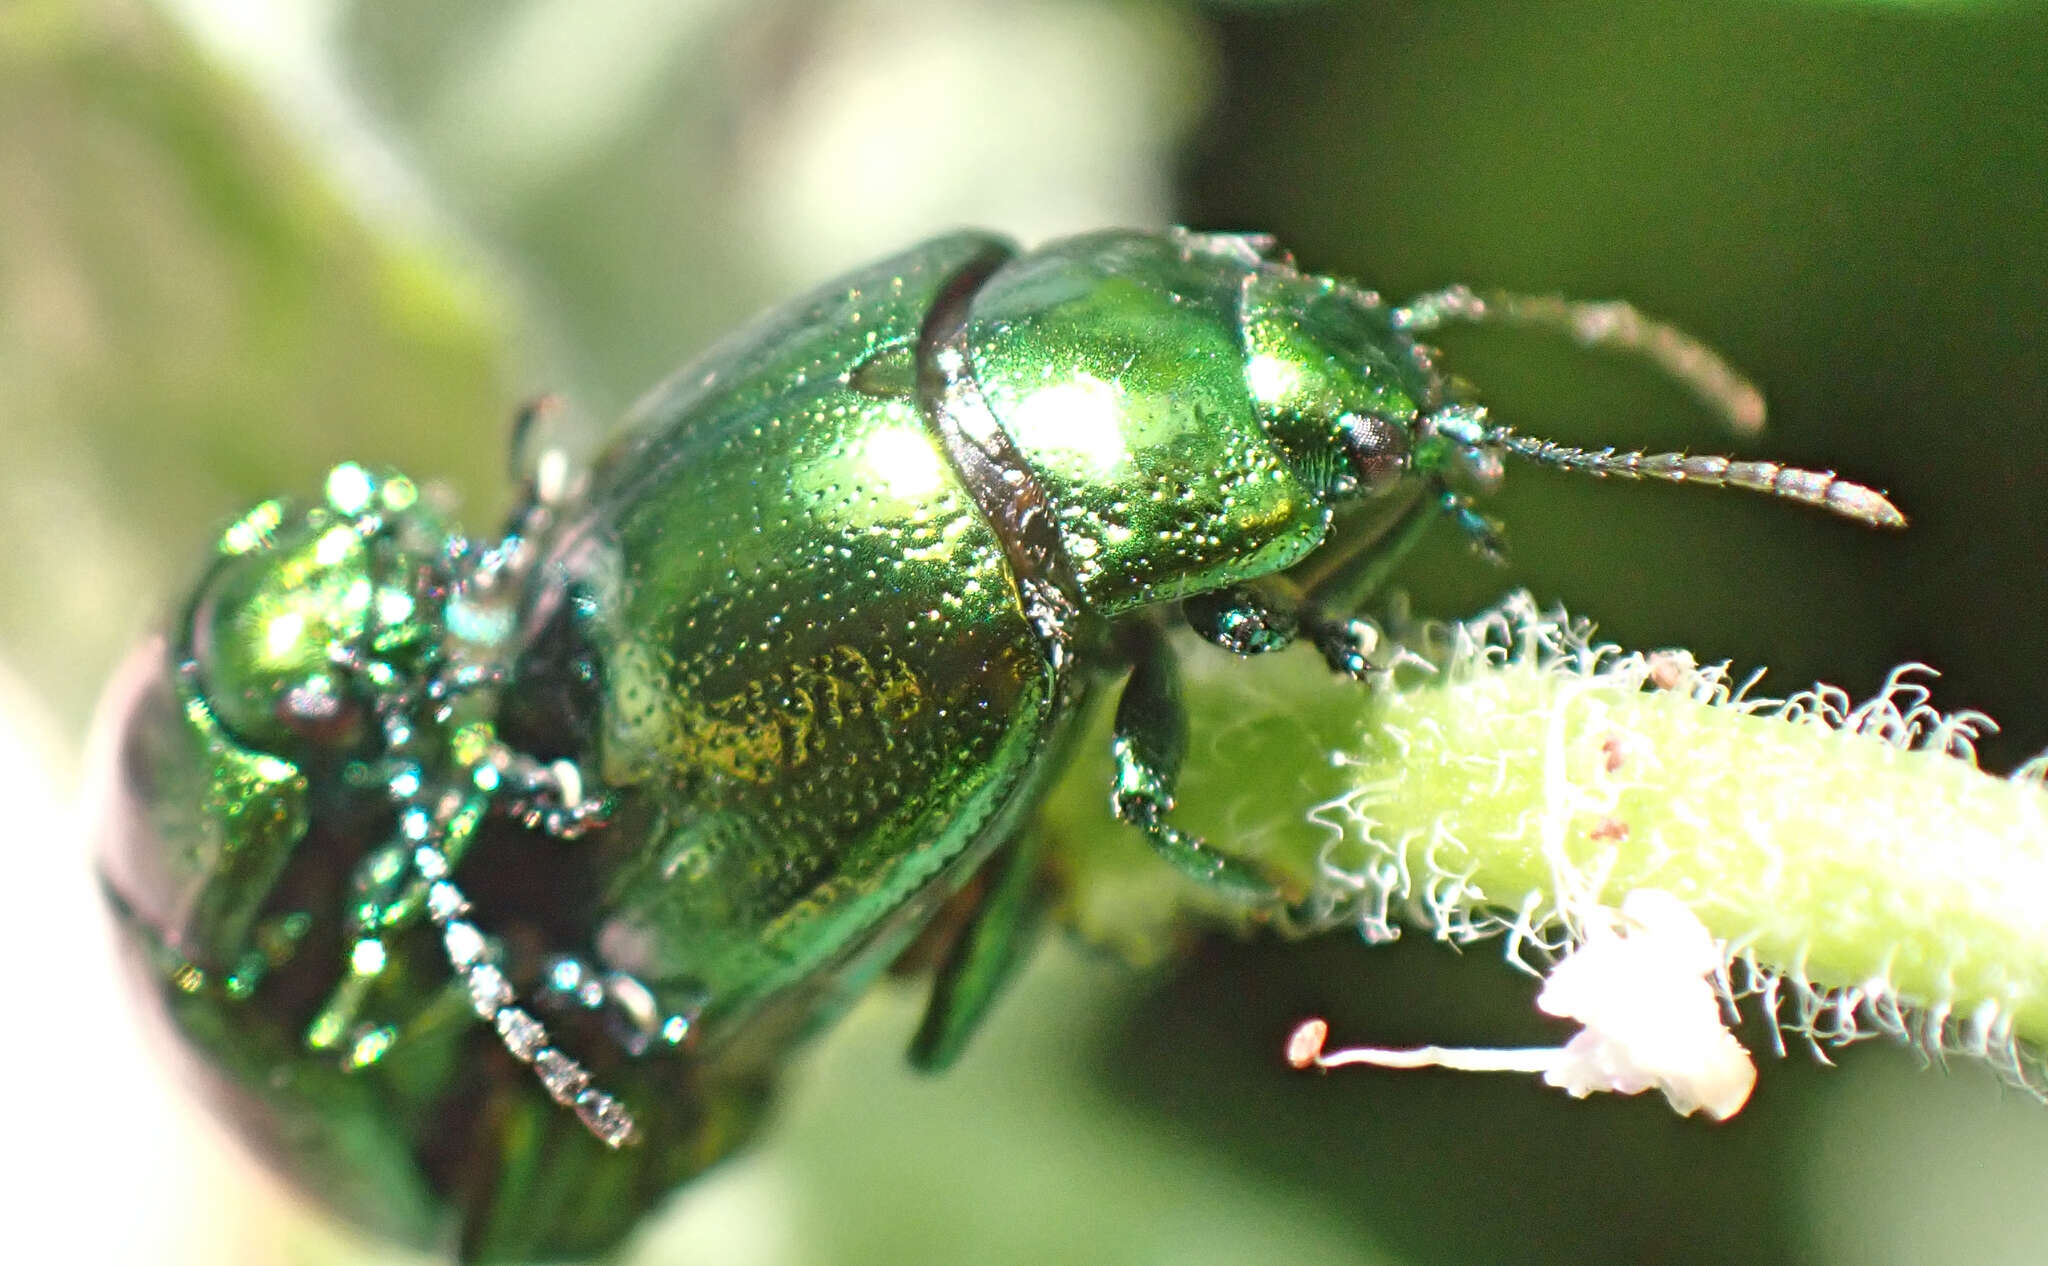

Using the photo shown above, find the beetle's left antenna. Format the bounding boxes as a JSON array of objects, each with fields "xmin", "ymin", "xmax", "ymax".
[
  {"xmin": 1395, "ymin": 286, "xmax": 1768, "ymax": 438},
  {"xmin": 1487, "ymin": 428, "xmax": 1906, "ymax": 529}
]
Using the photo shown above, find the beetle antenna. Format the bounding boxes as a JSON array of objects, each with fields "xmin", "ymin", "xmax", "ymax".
[
  {"xmin": 1394, "ymin": 287, "xmax": 1767, "ymax": 437},
  {"xmin": 414, "ymin": 841, "xmax": 639, "ymax": 1148},
  {"xmin": 1486, "ymin": 429, "xmax": 1906, "ymax": 529}
]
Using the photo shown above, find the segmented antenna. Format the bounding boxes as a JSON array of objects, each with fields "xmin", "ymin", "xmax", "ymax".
[
  {"xmin": 1395, "ymin": 286, "xmax": 1768, "ymax": 437},
  {"xmin": 337, "ymin": 458, "xmax": 638, "ymax": 1149},
  {"xmin": 414, "ymin": 835, "xmax": 638, "ymax": 1148},
  {"xmin": 1488, "ymin": 431, "xmax": 1906, "ymax": 529}
]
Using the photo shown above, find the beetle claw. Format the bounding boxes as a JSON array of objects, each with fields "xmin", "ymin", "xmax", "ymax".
[{"xmin": 1308, "ymin": 616, "xmax": 1381, "ymax": 680}]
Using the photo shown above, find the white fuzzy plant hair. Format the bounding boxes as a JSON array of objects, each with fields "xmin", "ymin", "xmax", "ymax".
[{"xmin": 1283, "ymin": 592, "xmax": 2048, "ymax": 1109}]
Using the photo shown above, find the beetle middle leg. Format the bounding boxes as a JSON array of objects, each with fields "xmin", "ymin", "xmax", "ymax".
[{"xmin": 1109, "ymin": 618, "xmax": 1296, "ymax": 905}]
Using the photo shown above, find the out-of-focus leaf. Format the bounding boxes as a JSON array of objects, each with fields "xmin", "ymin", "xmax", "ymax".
[{"xmin": 0, "ymin": 0, "xmax": 509, "ymax": 727}]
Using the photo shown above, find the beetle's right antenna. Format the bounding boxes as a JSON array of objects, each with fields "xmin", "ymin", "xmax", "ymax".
[
  {"xmin": 412, "ymin": 824, "xmax": 639, "ymax": 1147},
  {"xmin": 1488, "ymin": 429, "xmax": 1907, "ymax": 529},
  {"xmin": 1394, "ymin": 286, "xmax": 1768, "ymax": 438}
]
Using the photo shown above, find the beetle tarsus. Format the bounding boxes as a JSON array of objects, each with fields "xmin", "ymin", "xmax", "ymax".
[
  {"xmin": 497, "ymin": 751, "xmax": 613, "ymax": 839},
  {"xmin": 1439, "ymin": 490, "xmax": 1509, "ymax": 562},
  {"xmin": 1306, "ymin": 614, "xmax": 1380, "ymax": 679},
  {"xmin": 1182, "ymin": 583, "xmax": 1302, "ymax": 657}
]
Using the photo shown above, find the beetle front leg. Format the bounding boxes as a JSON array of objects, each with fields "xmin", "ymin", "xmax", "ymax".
[
  {"xmin": 1111, "ymin": 619, "xmax": 1294, "ymax": 905},
  {"xmin": 1283, "ymin": 486, "xmax": 1503, "ymax": 679},
  {"xmin": 1293, "ymin": 485, "xmax": 1440, "ymax": 611},
  {"xmin": 1182, "ymin": 579, "xmax": 1381, "ymax": 679}
]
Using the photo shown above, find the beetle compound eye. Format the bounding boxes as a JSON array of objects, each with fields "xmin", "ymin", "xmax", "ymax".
[{"xmin": 1337, "ymin": 413, "xmax": 1412, "ymax": 495}]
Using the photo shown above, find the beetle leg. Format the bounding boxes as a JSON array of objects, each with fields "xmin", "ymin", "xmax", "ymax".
[
  {"xmin": 533, "ymin": 953, "xmax": 704, "ymax": 1057},
  {"xmin": 908, "ymin": 830, "xmax": 1051, "ymax": 1072},
  {"xmin": 1111, "ymin": 619, "xmax": 1292, "ymax": 905},
  {"xmin": 1296, "ymin": 481, "xmax": 1503, "ymax": 606},
  {"xmin": 1289, "ymin": 477, "xmax": 1434, "ymax": 607},
  {"xmin": 1181, "ymin": 581, "xmax": 1301, "ymax": 656},
  {"xmin": 498, "ymin": 750, "xmax": 614, "ymax": 840},
  {"xmin": 1281, "ymin": 486, "xmax": 1506, "ymax": 678},
  {"xmin": 1437, "ymin": 489, "xmax": 1508, "ymax": 563},
  {"xmin": 1273, "ymin": 492, "xmax": 1433, "ymax": 679},
  {"xmin": 1299, "ymin": 614, "xmax": 1379, "ymax": 679},
  {"xmin": 1182, "ymin": 579, "xmax": 1383, "ymax": 679}
]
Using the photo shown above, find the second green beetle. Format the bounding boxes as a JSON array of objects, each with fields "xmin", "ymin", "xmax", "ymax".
[{"xmin": 99, "ymin": 227, "xmax": 1902, "ymax": 1261}]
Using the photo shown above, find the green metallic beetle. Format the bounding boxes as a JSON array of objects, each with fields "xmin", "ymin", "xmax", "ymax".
[{"xmin": 94, "ymin": 228, "xmax": 1901, "ymax": 1262}]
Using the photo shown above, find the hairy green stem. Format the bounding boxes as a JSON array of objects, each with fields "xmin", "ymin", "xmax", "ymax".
[{"xmin": 1046, "ymin": 593, "xmax": 2048, "ymax": 1084}]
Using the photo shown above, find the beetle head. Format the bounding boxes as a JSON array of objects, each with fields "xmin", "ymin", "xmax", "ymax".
[
  {"xmin": 94, "ymin": 464, "xmax": 457, "ymax": 980},
  {"xmin": 1240, "ymin": 263, "xmax": 1905, "ymax": 540},
  {"xmin": 1236, "ymin": 265, "xmax": 1433, "ymax": 500},
  {"xmin": 183, "ymin": 463, "xmax": 448, "ymax": 762}
]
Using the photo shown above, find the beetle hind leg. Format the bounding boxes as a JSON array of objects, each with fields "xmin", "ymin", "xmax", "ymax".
[{"xmin": 908, "ymin": 831, "xmax": 1051, "ymax": 1072}]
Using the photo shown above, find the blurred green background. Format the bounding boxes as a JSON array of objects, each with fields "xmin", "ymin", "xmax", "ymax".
[{"xmin": 7, "ymin": 0, "xmax": 2048, "ymax": 1262}]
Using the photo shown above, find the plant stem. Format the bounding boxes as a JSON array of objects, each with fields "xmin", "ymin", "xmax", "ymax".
[{"xmin": 1047, "ymin": 592, "xmax": 2048, "ymax": 1083}]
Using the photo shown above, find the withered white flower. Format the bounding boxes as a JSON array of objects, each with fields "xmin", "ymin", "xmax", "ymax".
[{"xmin": 1288, "ymin": 888, "xmax": 1757, "ymax": 1121}]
